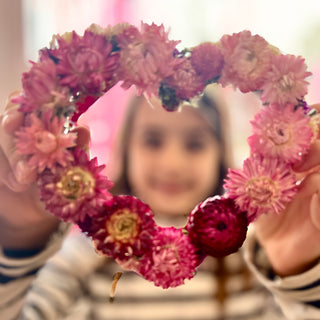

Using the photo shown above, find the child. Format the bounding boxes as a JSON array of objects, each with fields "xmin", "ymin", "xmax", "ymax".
[{"xmin": 0, "ymin": 91, "xmax": 320, "ymax": 320}]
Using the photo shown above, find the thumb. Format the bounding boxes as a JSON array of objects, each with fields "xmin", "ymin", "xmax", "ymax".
[{"xmin": 72, "ymin": 125, "xmax": 91, "ymax": 150}]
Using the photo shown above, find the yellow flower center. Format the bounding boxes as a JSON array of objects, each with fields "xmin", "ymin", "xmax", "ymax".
[
  {"xmin": 278, "ymin": 74, "xmax": 294, "ymax": 92},
  {"xmin": 245, "ymin": 177, "xmax": 277, "ymax": 205},
  {"xmin": 56, "ymin": 166, "xmax": 95, "ymax": 200},
  {"xmin": 35, "ymin": 131, "xmax": 57, "ymax": 153},
  {"xmin": 267, "ymin": 122, "xmax": 291, "ymax": 145},
  {"xmin": 107, "ymin": 209, "xmax": 140, "ymax": 244}
]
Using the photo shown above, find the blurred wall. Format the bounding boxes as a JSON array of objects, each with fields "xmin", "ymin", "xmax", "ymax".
[
  {"xmin": 1, "ymin": 0, "xmax": 320, "ymax": 169},
  {"xmin": 0, "ymin": 0, "xmax": 26, "ymax": 108}
]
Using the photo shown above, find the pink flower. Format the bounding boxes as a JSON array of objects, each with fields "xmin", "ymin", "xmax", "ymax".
[
  {"xmin": 15, "ymin": 110, "xmax": 76, "ymax": 173},
  {"xmin": 87, "ymin": 22, "xmax": 132, "ymax": 40},
  {"xmin": 85, "ymin": 195, "xmax": 156, "ymax": 261},
  {"xmin": 260, "ymin": 54, "xmax": 312, "ymax": 105},
  {"xmin": 186, "ymin": 196, "xmax": 248, "ymax": 257},
  {"xmin": 141, "ymin": 226, "xmax": 198, "ymax": 289},
  {"xmin": 248, "ymin": 104, "xmax": 313, "ymax": 163},
  {"xmin": 115, "ymin": 256, "xmax": 144, "ymax": 274},
  {"xmin": 224, "ymin": 155, "xmax": 298, "ymax": 221},
  {"xmin": 113, "ymin": 24, "xmax": 141, "ymax": 47},
  {"xmin": 162, "ymin": 59, "xmax": 205, "ymax": 100},
  {"xmin": 190, "ymin": 42, "xmax": 224, "ymax": 82},
  {"xmin": 117, "ymin": 22, "xmax": 182, "ymax": 97},
  {"xmin": 48, "ymin": 31, "xmax": 119, "ymax": 96},
  {"xmin": 12, "ymin": 59, "xmax": 70, "ymax": 112},
  {"xmin": 38, "ymin": 148, "xmax": 113, "ymax": 223},
  {"xmin": 219, "ymin": 31, "xmax": 274, "ymax": 93}
]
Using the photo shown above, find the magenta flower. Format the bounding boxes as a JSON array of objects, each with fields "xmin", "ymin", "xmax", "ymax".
[
  {"xmin": 48, "ymin": 30, "xmax": 119, "ymax": 96},
  {"xmin": 117, "ymin": 22, "xmax": 182, "ymax": 97},
  {"xmin": 219, "ymin": 30, "xmax": 274, "ymax": 93},
  {"xmin": 248, "ymin": 104, "xmax": 313, "ymax": 164},
  {"xmin": 12, "ymin": 59, "xmax": 70, "ymax": 112},
  {"xmin": 38, "ymin": 148, "xmax": 113, "ymax": 223},
  {"xmin": 85, "ymin": 195, "xmax": 156, "ymax": 261},
  {"xmin": 224, "ymin": 155, "xmax": 298, "ymax": 221},
  {"xmin": 186, "ymin": 196, "xmax": 248, "ymax": 257},
  {"xmin": 163, "ymin": 59, "xmax": 205, "ymax": 100},
  {"xmin": 15, "ymin": 110, "xmax": 76, "ymax": 173},
  {"xmin": 190, "ymin": 42, "xmax": 224, "ymax": 82},
  {"xmin": 141, "ymin": 226, "xmax": 198, "ymax": 289},
  {"xmin": 71, "ymin": 95, "xmax": 99, "ymax": 122},
  {"xmin": 260, "ymin": 54, "xmax": 312, "ymax": 105}
]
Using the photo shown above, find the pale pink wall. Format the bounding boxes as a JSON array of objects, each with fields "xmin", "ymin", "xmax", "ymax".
[{"xmin": 0, "ymin": 0, "xmax": 26, "ymax": 108}]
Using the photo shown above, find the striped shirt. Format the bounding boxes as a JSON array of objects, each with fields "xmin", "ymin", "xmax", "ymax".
[{"xmin": 0, "ymin": 225, "xmax": 319, "ymax": 320}]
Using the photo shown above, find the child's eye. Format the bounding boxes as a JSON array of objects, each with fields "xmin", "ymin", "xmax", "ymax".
[
  {"xmin": 185, "ymin": 140, "xmax": 205, "ymax": 151},
  {"xmin": 143, "ymin": 137, "xmax": 163, "ymax": 149}
]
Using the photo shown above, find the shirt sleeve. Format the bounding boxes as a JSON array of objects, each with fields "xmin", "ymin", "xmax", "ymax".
[
  {"xmin": 243, "ymin": 228, "xmax": 320, "ymax": 320},
  {"xmin": 0, "ymin": 222, "xmax": 71, "ymax": 320},
  {"xmin": 20, "ymin": 227, "xmax": 105, "ymax": 320}
]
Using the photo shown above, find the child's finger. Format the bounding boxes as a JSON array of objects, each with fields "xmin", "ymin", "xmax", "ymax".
[
  {"xmin": 310, "ymin": 193, "xmax": 320, "ymax": 231},
  {"xmin": 0, "ymin": 148, "xmax": 30, "ymax": 191},
  {"xmin": 0, "ymin": 107, "xmax": 24, "ymax": 135},
  {"xmin": 310, "ymin": 103, "xmax": 320, "ymax": 112},
  {"xmin": 0, "ymin": 102, "xmax": 36, "ymax": 186},
  {"xmin": 293, "ymin": 141, "xmax": 320, "ymax": 172},
  {"xmin": 295, "ymin": 172, "xmax": 320, "ymax": 199},
  {"xmin": 72, "ymin": 126, "xmax": 91, "ymax": 149}
]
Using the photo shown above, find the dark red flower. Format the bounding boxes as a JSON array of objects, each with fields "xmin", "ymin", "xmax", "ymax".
[
  {"xmin": 186, "ymin": 196, "xmax": 248, "ymax": 257},
  {"xmin": 85, "ymin": 195, "xmax": 156, "ymax": 261}
]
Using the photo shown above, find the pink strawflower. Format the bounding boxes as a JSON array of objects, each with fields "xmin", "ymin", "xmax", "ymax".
[
  {"xmin": 87, "ymin": 22, "xmax": 132, "ymax": 40},
  {"xmin": 260, "ymin": 54, "xmax": 312, "ymax": 106},
  {"xmin": 141, "ymin": 226, "xmax": 198, "ymax": 289},
  {"xmin": 38, "ymin": 148, "xmax": 113, "ymax": 223},
  {"xmin": 113, "ymin": 24, "xmax": 141, "ymax": 47},
  {"xmin": 15, "ymin": 110, "xmax": 76, "ymax": 173},
  {"xmin": 163, "ymin": 59, "xmax": 205, "ymax": 100},
  {"xmin": 224, "ymin": 155, "xmax": 298, "ymax": 222},
  {"xmin": 248, "ymin": 104, "xmax": 313, "ymax": 163},
  {"xmin": 116, "ymin": 22, "xmax": 182, "ymax": 97},
  {"xmin": 85, "ymin": 195, "xmax": 156, "ymax": 261},
  {"xmin": 12, "ymin": 59, "xmax": 70, "ymax": 112},
  {"xmin": 219, "ymin": 30, "xmax": 274, "ymax": 93},
  {"xmin": 186, "ymin": 196, "xmax": 248, "ymax": 257},
  {"xmin": 190, "ymin": 42, "xmax": 224, "ymax": 82},
  {"xmin": 47, "ymin": 30, "xmax": 119, "ymax": 96}
]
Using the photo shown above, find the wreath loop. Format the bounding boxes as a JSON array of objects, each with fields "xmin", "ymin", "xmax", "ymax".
[{"xmin": 12, "ymin": 22, "xmax": 316, "ymax": 289}]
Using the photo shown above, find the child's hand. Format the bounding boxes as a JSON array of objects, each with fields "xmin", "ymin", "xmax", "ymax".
[
  {"xmin": 0, "ymin": 92, "xmax": 90, "ymax": 249},
  {"xmin": 254, "ymin": 105, "xmax": 320, "ymax": 277}
]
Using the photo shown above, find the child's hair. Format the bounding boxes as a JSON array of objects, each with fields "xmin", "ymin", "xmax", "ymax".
[{"xmin": 111, "ymin": 92, "xmax": 228, "ymax": 197}]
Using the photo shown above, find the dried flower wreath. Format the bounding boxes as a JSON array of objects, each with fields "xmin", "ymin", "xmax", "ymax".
[{"xmin": 12, "ymin": 22, "xmax": 316, "ymax": 289}]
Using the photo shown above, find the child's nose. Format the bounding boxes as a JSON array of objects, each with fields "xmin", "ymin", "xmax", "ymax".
[{"xmin": 158, "ymin": 142, "xmax": 186, "ymax": 172}]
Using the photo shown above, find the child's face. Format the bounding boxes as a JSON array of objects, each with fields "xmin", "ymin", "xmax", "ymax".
[{"xmin": 127, "ymin": 98, "xmax": 221, "ymax": 219}]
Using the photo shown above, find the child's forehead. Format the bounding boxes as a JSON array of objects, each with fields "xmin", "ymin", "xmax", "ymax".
[
  {"xmin": 132, "ymin": 112, "xmax": 214, "ymax": 139},
  {"xmin": 133, "ymin": 100, "xmax": 211, "ymax": 129}
]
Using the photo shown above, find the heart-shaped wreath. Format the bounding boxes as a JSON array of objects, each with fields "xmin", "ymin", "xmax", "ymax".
[{"xmin": 12, "ymin": 22, "xmax": 316, "ymax": 289}]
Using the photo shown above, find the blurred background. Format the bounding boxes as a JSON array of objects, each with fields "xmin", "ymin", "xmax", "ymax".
[{"xmin": 1, "ymin": 0, "xmax": 320, "ymax": 171}]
